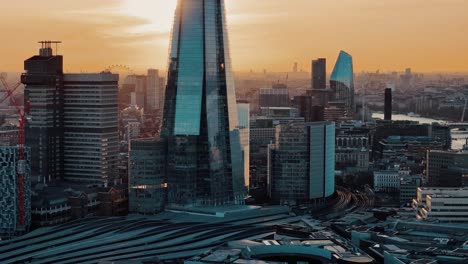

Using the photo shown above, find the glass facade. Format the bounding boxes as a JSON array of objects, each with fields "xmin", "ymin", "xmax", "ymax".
[
  {"xmin": 162, "ymin": 0, "xmax": 245, "ymax": 207},
  {"xmin": 269, "ymin": 122, "xmax": 335, "ymax": 204},
  {"xmin": 129, "ymin": 139, "xmax": 166, "ymax": 214},
  {"xmin": 22, "ymin": 51, "xmax": 64, "ymax": 183},
  {"xmin": 330, "ymin": 51, "xmax": 355, "ymax": 112}
]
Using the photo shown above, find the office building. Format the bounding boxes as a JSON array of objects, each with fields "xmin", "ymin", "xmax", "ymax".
[
  {"xmin": 330, "ymin": 51, "xmax": 355, "ymax": 113},
  {"xmin": 22, "ymin": 42, "xmax": 64, "ymax": 183},
  {"xmin": 307, "ymin": 89, "xmax": 333, "ymax": 107},
  {"xmin": 400, "ymin": 175, "xmax": 422, "ymax": 205},
  {"xmin": 293, "ymin": 95, "xmax": 326, "ymax": 122},
  {"xmin": 260, "ymin": 107, "xmax": 298, "ymax": 118},
  {"xmin": 323, "ymin": 104, "xmax": 347, "ymax": 121},
  {"xmin": 146, "ymin": 69, "xmax": 164, "ymax": 112},
  {"xmin": 237, "ymin": 102, "xmax": 250, "ymax": 189},
  {"xmin": 384, "ymin": 88, "xmax": 392, "ymax": 121},
  {"xmin": 146, "ymin": 69, "xmax": 158, "ymax": 111},
  {"xmin": 430, "ymin": 123, "xmax": 452, "ymax": 150},
  {"xmin": 269, "ymin": 122, "xmax": 335, "ymax": 204},
  {"xmin": 427, "ymin": 150, "xmax": 468, "ymax": 186},
  {"xmin": 125, "ymin": 122, "xmax": 141, "ymax": 142},
  {"xmin": 249, "ymin": 115, "xmax": 305, "ymax": 189},
  {"xmin": 133, "ymin": 75, "xmax": 147, "ymax": 110},
  {"xmin": 335, "ymin": 121, "xmax": 371, "ymax": 173},
  {"xmin": 160, "ymin": 0, "xmax": 245, "ymax": 207},
  {"xmin": 378, "ymin": 136, "xmax": 444, "ymax": 161},
  {"xmin": 373, "ymin": 170, "xmax": 405, "ymax": 193},
  {"xmin": 372, "ymin": 121, "xmax": 431, "ymax": 160},
  {"xmin": 249, "ymin": 118, "xmax": 277, "ymax": 188},
  {"xmin": 129, "ymin": 139, "xmax": 167, "ymax": 214},
  {"xmin": 415, "ymin": 187, "xmax": 468, "ymax": 223},
  {"xmin": 258, "ymin": 84, "xmax": 290, "ymax": 108},
  {"xmin": 312, "ymin": 58, "xmax": 326, "ymax": 90},
  {"xmin": 0, "ymin": 146, "xmax": 31, "ymax": 239},
  {"xmin": 63, "ymin": 73, "xmax": 119, "ymax": 186},
  {"xmin": 119, "ymin": 83, "xmax": 135, "ymax": 109}
]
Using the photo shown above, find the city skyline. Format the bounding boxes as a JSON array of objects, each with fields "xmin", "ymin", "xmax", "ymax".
[
  {"xmin": 2, "ymin": 0, "xmax": 468, "ymax": 262},
  {"xmin": 1, "ymin": 0, "xmax": 468, "ymax": 73}
]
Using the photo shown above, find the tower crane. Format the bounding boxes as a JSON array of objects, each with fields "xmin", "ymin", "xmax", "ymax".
[
  {"xmin": 0, "ymin": 79, "xmax": 22, "ymax": 105},
  {"xmin": 461, "ymin": 97, "xmax": 467, "ymax": 122},
  {"xmin": 0, "ymin": 75, "xmax": 29, "ymax": 228}
]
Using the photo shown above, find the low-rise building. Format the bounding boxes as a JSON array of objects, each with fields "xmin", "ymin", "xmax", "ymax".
[
  {"xmin": 400, "ymin": 175, "xmax": 422, "ymax": 205},
  {"xmin": 414, "ymin": 187, "xmax": 468, "ymax": 223},
  {"xmin": 374, "ymin": 170, "xmax": 405, "ymax": 193},
  {"xmin": 0, "ymin": 123, "xmax": 18, "ymax": 146},
  {"xmin": 427, "ymin": 150, "xmax": 468, "ymax": 186},
  {"xmin": 31, "ymin": 182, "xmax": 128, "ymax": 228}
]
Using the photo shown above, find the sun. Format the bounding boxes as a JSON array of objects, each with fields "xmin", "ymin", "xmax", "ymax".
[{"xmin": 122, "ymin": 0, "xmax": 178, "ymax": 33}]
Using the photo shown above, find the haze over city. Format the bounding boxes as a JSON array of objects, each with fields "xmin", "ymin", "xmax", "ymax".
[
  {"xmin": 1, "ymin": 0, "xmax": 468, "ymax": 73},
  {"xmin": 1, "ymin": 1, "xmax": 468, "ymax": 263}
]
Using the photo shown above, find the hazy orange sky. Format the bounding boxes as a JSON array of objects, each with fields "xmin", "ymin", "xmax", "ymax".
[{"xmin": 1, "ymin": 0, "xmax": 468, "ymax": 73}]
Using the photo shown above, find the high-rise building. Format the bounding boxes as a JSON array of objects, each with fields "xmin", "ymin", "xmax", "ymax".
[
  {"xmin": 293, "ymin": 62, "xmax": 298, "ymax": 73},
  {"xmin": 0, "ymin": 146, "xmax": 31, "ymax": 239},
  {"xmin": 330, "ymin": 51, "xmax": 355, "ymax": 113},
  {"xmin": 23, "ymin": 43, "xmax": 121, "ymax": 187},
  {"xmin": 124, "ymin": 75, "xmax": 148, "ymax": 110},
  {"xmin": 22, "ymin": 42, "xmax": 64, "ymax": 183},
  {"xmin": 384, "ymin": 88, "xmax": 392, "ymax": 121},
  {"xmin": 146, "ymin": 69, "xmax": 164, "ymax": 112},
  {"xmin": 269, "ymin": 122, "xmax": 335, "ymax": 205},
  {"xmin": 63, "ymin": 73, "xmax": 119, "ymax": 186},
  {"xmin": 312, "ymin": 58, "xmax": 326, "ymax": 90},
  {"xmin": 237, "ymin": 102, "xmax": 250, "ymax": 189},
  {"xmin": 161, "ymin": 0, "xmax": 245, "ymax": 207},
  {"xmin": 125, "ymin": 122, "xmax": 141, "ymax": 142}
]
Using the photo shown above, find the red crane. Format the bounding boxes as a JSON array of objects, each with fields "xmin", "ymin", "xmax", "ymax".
[{"xmin": 0, "ymin": 75, "xmax": 29, "ymax": 228}]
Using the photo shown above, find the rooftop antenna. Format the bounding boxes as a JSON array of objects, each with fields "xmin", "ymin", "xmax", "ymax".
[{"xmin": 38, "ymin": 40, "xmax": 62, "ymax": 55}]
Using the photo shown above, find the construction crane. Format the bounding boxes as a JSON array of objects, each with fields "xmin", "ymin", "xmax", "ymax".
[
  {"xmin": 461, "ymin": 97, "xmax": 467, "ymax": 122},
  {"xmin": 0, "ymin": 76, "xmax": 22, "ymax": 105},
  {"xmin": 0, "ymin": 75, "xmax": 29, "ymax": 228}
]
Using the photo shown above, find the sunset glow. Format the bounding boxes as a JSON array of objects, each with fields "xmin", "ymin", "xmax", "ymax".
[
  {"xmin": 121, "ymin": 0, "xmax": 177, "ymax": 33},
  {"xmin": 1, "ymin": 0, "xmax": 468, "ymax": 73}
]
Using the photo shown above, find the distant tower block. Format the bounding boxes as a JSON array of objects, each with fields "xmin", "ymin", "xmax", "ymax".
[
  {"xmin": 384, "ymin": 88, "xmax": 392, "ymax": 121},
  {"xmin": 312, "ymin": 58, "xmax": 326, "ymax": 90},
  {"xmin": 293, "ymin": 62, "xmax": 298, "ymax": 73}
]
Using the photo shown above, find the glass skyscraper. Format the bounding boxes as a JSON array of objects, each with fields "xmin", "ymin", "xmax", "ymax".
[
  {"xmin": 161, "ymin": 0, "xmax": 245, "ymax": 207},
  {"xmin": 330, "ymin": 51, "xmax": 355, "ymax": 112},
  {"xmin": 268, "ymin": 122, "xmax": 335, "ymax": 205}
]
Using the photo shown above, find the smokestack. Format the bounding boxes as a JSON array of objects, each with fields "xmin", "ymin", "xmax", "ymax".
[{"xmin": 384, "ymin": 88, "xmax": 392, "ymax": 121}]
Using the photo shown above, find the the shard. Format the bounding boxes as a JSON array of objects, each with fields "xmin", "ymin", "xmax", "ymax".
[
  {"xmin": 161, "ymin": 0, "xmax": 245, "ymax": 207},
  {"xmin": 330, "ymin": 50, "xmax": 355, "ymax": 112}
]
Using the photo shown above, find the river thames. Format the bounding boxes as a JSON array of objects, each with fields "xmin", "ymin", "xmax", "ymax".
[{"xmin": 372, "ymin": 113, "xmax": 468, "ymax": 150}]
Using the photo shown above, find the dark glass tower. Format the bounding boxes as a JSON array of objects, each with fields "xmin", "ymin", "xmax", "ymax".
[
  {"xmin": 384, "ymin": 88, "xmax": 392, "ymax": 121},
  {"xmin": 22, "ymin": 43, "xmax": 64, "ymax": 183},
  {"xmin": 162, "ymin": 0, "xmax": 245, "ymax": 207},
  {"xmin": 330, "ymin": 51, "xmax": 354, "ymax": 113},
  {"xmin": 312, "ymin": 58, "xmax": 326, "ymax": 90}
]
